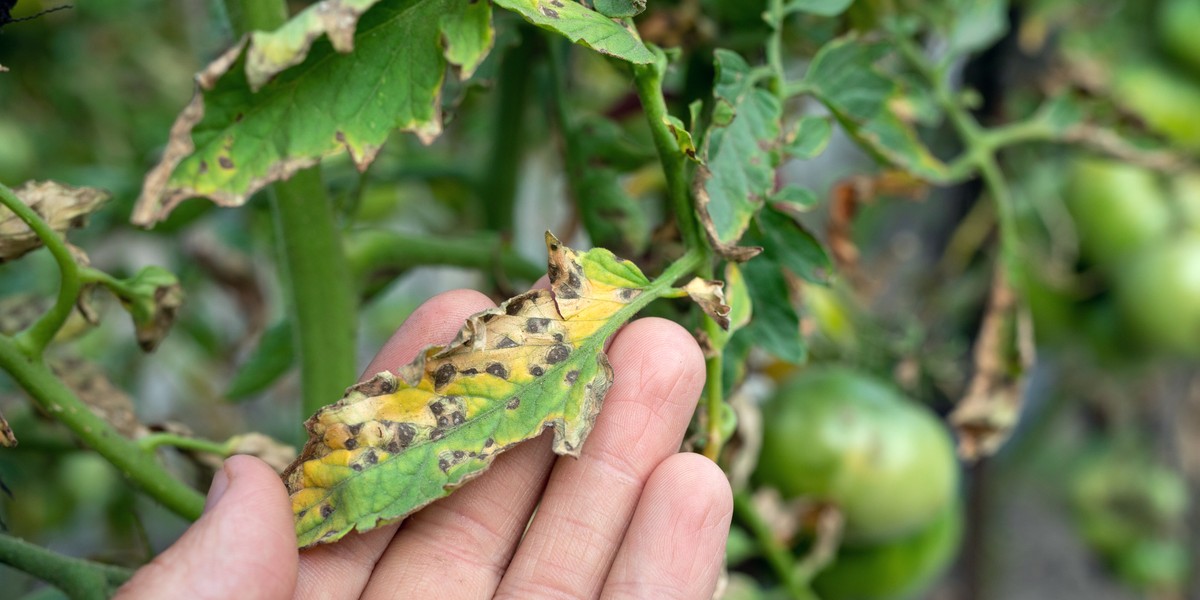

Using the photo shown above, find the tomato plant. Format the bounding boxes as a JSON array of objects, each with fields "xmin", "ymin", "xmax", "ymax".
[{"xmin": 0, "ymin": 0, "xmax": 1198, "ymax": 598}]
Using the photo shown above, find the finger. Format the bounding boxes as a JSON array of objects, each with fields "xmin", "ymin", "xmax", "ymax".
[
  {"xmin": 115, "ymin": 456, "xmax": 297, "ymax": 600},
  {"xmin": 495, "ymin": 318, "xmax": 707, "ymax": 599},
  {"xmin": 296, "ymin": 289, "xmax": 496, "ymax": 600},
  {"xmin": 359, "ymin": 434, "xmax": 556, "ymax": 599},
  {"xmin": 602, "ymin": 453, "xmax": 733, "ymax": 600}
]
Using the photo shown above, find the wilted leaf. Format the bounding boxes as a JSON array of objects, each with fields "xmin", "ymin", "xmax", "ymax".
[
  {"xmin": 684, "ymin": 277, "xmax": 731, "ymax": 330},
  {"xmin": 105, "ymin": 266, "xmax": 185, "ymax": 352},
  {"xmin": 804, "ymin": 37, "xmax": 948, "ymax": 181},
  {"xmin": 53, "ymin": 357, "xmax": 145, "ymax": 439},
  {"xmin": 696, "ymin": 50, "xmax": 781, "ymax": 260},
  {"xmin": 950, "ymin": 269, "xmax": 1034, "ymax": 461},
  {"xmin": 133, "ymin": 0, "xmax": 495, "ymax": 225},
  {"xmin": 0, "ymin": 181, "xmax": 108, "ymax": 262},
  {"xmin": 0, "ymin": 412, "xmax": 15, "ymax": 447},
  {"xmin": 283, "ymin": 233, "xmax": 660, "ymax": 547},
  {"xmin": 493, "ymin": 0, "xmax": 653, "ymax": 64}
]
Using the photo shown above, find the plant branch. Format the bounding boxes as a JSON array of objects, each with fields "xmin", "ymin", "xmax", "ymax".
[
  {"xmin": 765, "ymin": 0, "xmax": 786, "ymax": 98},
  {"xmin": 138, "ymin": 432, "xmax": 233, "ymax": 455},
  {"xmin": 733, "ymin": 491, "xmax": 810, "ymax": 598},
  {"xmin": 270, "ymin": 170, "xmax": 358, "ymax": 417},
  {"xmin": 632, "ymin": 57, "xmax": 705, "ymax": 254},
  {"xmin": 0, "ymin": 533, "xmax": 133, "ymax": 600},
  {"xmin": 0, "ymin": 336, "xmax": 205, "ymax": 519},
  {"xmin": 0, "ymin": 183, "xmax": 82, "ymax": 357},
  {"xmin": 482, "ymin": 28, "xmax": 533, "ymax": 236},
  {"xmin": 701, "ymin": 315, "xmax": 725, "ymax": 461},
  {"xmin": 344, "ymin": 229, "xmax": 545, "ymax": 286}
]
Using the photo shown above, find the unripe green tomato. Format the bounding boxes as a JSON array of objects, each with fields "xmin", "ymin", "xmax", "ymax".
[
  {"xmin": 755, "ymin": 368, "xmax": 959, "ymax": 543},
  {"xmin": 1064, "ymin": 158, "xmax": 1170, "ymax": 269},
  {"xmin": 1114, "ymin": 539, "xmax": 1190, "ymax": 593},
  {"xmin": 1114, "ymin": 234, "xmax": 1200, "ymax": 356},
  {"xmin": 813, "ymin": 501, "xmax": 963, "ymax": 600},
  {"xmin": 1113, "ymin": 65, "xmax": 1200, "ymax": 151},
  {"xmin": 1158, "ymin": 0, "xmax": 1200, "ymax": 76}
]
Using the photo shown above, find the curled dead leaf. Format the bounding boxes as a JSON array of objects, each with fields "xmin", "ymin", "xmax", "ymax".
[
  {"xmin": 684, "ymin": 277, "xmax": 731, "ymax": 329},
  {"xmin": 229, "ymin": 433, "xmax": 298, "ymax": 473},
  {"xmin": 0, "ymin": 411, "xmax": 15, "ymax": 447},
  {"xmin": 0, "ymin": 181, "xmax": 108, "ymax": 263},
  {"xmin": 52, "ymin": 357, "xmax": 145, "ymax": 439},
  {"xmin": 108, "ymin": 266, "xmax": 185, "ymax": 352},
  {"xmin": 950, "ymin": 268, "xmax": 1035, "ymax": 461}
]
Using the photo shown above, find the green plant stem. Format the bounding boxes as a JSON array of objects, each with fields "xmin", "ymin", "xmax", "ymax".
[
  {"xmin": 0, "ymin": 183, "xmax": 81, "ymax": 356},
  {"xmin": 701, "ymin": 315, "xmax": 725, "ymax": 461},
  {"xmin": 345, "ymin": 229, "xmax": 544, "ymax": 284},
  {"xmin": 0, "ymin": 533, "xmax": 133, "ymax": 600},
  {"xmin": 271, "ymin": 170, "xmax": 358, "ymax": 417},
  {"xmin": 632, "ymin": 60, "xmax": 705, "ymax": 254},
  {"xmin": 733, "ymin": 491, "xmax": 808, "ymax": 598},
  {"xmin": 138, "ymin": 432, "xmax": 233, "ymax": 455},
  {"xmin": 0, "ymin": 337, "xmax": 205, "ymax": 519},
  {"xmin": 483, "ymin": 29, "xmax": 532, "ymax": 236},
  {"xmin": 765, "ymin": 0, "xmax": 786, "ymax": 97},
  {"xmin": 223, "ymin": 0, "xmax": 355, "ymax": 420}
]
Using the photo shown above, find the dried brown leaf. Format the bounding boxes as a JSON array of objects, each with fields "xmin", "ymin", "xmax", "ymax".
[
  {"xmin": 0, "ymin": 181, "xmax": 108, "ymax": 262},
  {"xmin": 950, "ymin": 268, "xmax": 1035, "ymax": 461},
  {"xmin": 684, "ymin": 277, "xmax": 731, "ymax": 329},
  {"xmin": 0, "ymin": 411, "xmax": 15, "ymax": 447},
  {"xmin": 53, "ymin": 357, "xmax": 145, "ymax": 438}
]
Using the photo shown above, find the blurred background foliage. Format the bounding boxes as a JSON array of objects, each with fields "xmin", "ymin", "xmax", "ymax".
[{"xmin": 1, "ymin": 0, "xmax": 1198, "ymax": 598}]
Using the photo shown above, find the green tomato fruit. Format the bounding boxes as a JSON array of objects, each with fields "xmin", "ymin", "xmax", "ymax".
[
  {"xmin": 1114, "ymin": 538, "xmax": 1190, "ymax": 593},
  {"xmin": 1113, "ymin": 65, "xmax": 1200, "ymax": 151},
  {"xmin": 813, "ymin": 501, "xmax": 963, "ymax": 600},
  {"xmin": 755, "ymin": 368, "xmax": 959, "ymax": 543},
  {"xmin": 1064, "ymin": 158, "xmax": 1170, "ymax": 269},
  {"xmin": 1158, "ymin": 0, "xmax": 1200, "ymax": 75},
  {"xmin": 1071, "ymin": 446, "xmax": 1189, "ymax": 555},
  {"xmin": 1114, "ymin": 234, "xmax": 1200, "ymax": 356}
]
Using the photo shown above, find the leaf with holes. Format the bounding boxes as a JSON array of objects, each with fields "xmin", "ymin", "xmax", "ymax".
[{"xmin": 284, "ymin": 233, "xmax": 661, "ymax": 548}]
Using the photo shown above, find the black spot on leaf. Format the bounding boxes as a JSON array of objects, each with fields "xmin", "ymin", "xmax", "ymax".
[
  {"xmin": 546, "ymin": 344, "xmax": 571, "ymax": 364},
  {"xmin": 321, "ymin": 504, "xmax": 335, "ymax": 518},
  {"xmin": 486, "ymin": 363, "xmax": 509, "ymax": 379},
  {"xmin": 529, "ymin": 365, "xmax": 545, "ymax": 377},
  {"xmin": 507, "ymin": 397, "xmax": 521, "ymax": 410},
  {"xmin": 497, "ymin": 336, "xmax": 519, "ymax": 349},
  {"xmin": 434, "ymin": 363, "xmax": 457, "ymax": 389},
  {"xmin": 526, "ymin": 317, "xmax": 551, "ymax": 333}
]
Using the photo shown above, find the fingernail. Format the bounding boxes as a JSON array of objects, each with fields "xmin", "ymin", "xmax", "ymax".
[{"xmin": 203, "ymin": 463, "xmax": 231, "ymax": 513}]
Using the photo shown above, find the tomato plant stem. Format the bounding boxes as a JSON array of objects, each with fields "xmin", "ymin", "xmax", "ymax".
[
  {"xmin": 702, "ymin": 314, "xmax": 725, "ymax": 461},
  {"xmin": 483, "ymin": 29, "xmax": 532, "ymax": 236},
  {"xmin": 0, "ymin": 336, "xmax": 205, "ymax": 519},
  {"xmin": 632, "ymin": 57, "xmax": 705, "ymax": 254},
  {"xmin": 270, "ymin": 169, "xmax": 358, "ymax": 417},
  {"xmin": 733, "ymin": 490, "xmax": 811, "ymax": 599},
  {"xmin": 345, "ymin": 229, "xmax": 545, "ymax": 287},
  {"xmin": 766, "ymin": 0, "xmax": 786, "ymax": 98},
  {"xmin": 0, "ymin": 532, "xmax": 133, "ymax": 600},
  {"xmin": 138, "ymin": 432, "xmax": 234, "ymax": 455},
  {"xmin": 0, "ymin": 182, "xmax": 82, "ymax": 357}
]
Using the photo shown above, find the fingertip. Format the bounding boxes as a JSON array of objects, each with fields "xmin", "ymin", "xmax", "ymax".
[
  {"xmin": 609, "ymin": 317, "xmax": 706, "ymax": 404},
  {"xmin": 649, "ymin": 453, "xmax": 734, "ymax": 525}
]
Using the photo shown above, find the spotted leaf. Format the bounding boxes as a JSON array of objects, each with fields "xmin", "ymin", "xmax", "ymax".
[{"xmin": 283, "ymin": 232, "xmax": 655, "ymax": 548}]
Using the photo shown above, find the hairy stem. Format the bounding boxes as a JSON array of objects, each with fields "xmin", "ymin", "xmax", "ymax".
[
  {"xmin": 701, "ymin": 315, "xmax": 725, "ymax": 461},
  {"xmin": 632, "ymin": 59, "xmax": 705, "ymax": 253},
  {"xmin": 0, "ymin": 183, "xmax": 81, "ymax": 356},
  {"xmin": 766, "ymin": 0, "xmax": 786, "ymax": 97},
  {"xmin": 271, "ymin": 170, "xmax": 358, "ymax": 417},
  {"xmin": 0, "ymin": 533, "xmax": 133, "ymax": 600},
  {"xmin": 138, "ymin": 432, "xmax": 233, "ymax": 455},
  {"xmin": 0, "ymin": 336, "xmax": 205, "ymax": 519}
]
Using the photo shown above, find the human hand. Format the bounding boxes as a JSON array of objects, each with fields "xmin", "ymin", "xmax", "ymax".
[{"xmin": 116, "ymin": 289, "xmax": 733, "ymax": 599}]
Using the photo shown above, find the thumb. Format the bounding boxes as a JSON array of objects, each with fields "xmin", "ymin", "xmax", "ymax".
[{"xmin": 116, "ymin": 455, "xmax": 298, "ymax": 600}]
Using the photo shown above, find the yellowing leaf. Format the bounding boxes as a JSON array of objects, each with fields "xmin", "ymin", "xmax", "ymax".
[{"xmin": 284, "ymin": 233, "xmax": 663, "ymax": 548}]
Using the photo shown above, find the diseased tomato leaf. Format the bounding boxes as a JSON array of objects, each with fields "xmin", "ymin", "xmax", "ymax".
[{"xmin": 284, "ymin": 233, "xmax": 655, "ymax": 548}]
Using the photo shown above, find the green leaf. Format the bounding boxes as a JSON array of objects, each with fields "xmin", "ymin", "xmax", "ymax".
[
  {"xmin": 804, "ymin": 36, "xmax": 949, "ymax": 181},
  {"xmin": 785, "ymin": 116, "xmax": 832, "ymax": 159},
  {"xmin": 283, "ymin": 234, "xmax": 666, "ymax": 548},
  {"xmin": 696, "ymin": 50, "xmax": 782, "ymax": 254},
  {"xmin": 943, "ymin": 0, "xmax": 1008, "ymax": 58},
  {"xmin": 225, "ymin": 321, "xmax": 295, "ymax": 401},
  {"xmin": 594, "ymin": 0, "xmax": 646, "ymax": 18},
  {"xmin": 133, "ymin": 0, "xmax": 495, "ymax": 226},
  {"xmin": 740, "ymin": 247, "xmax": 805, "ymax": 364},
  {"xmin": 492, "ymin": 0, "xmax": 653, "ymax": 64},
  {"xmin": 758, "ymin": 205, "xmax": 832, "ymax": 284},
  {"xmin": 663, "ymin": 115, "xmax": 698, "ymax": 160},
  {"xmin": 770, "ymin": 185, "xmax": 819, "ymax": 211},
  {"xmin": 783, "ymin": 0, "xmax": 855, "ymax": 17}
]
